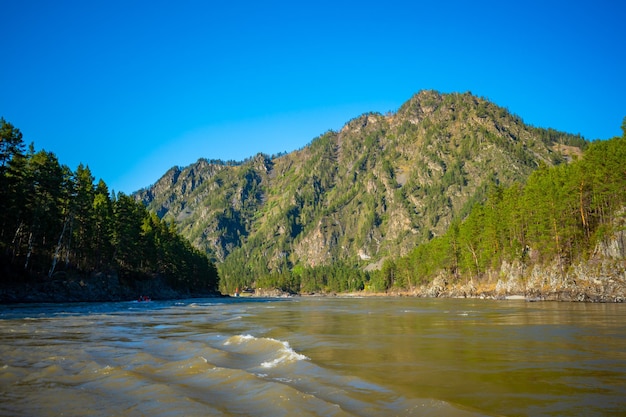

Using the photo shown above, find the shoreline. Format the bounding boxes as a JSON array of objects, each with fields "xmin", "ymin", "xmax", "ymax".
[
  {"xmin": 0, "ymin": 271, "xmax": 223, "ymax": 304},
  {"xmin": 3, "ymin": 258, "xmax": 625, "ymax": 304},
  {"xmin": 253, "ymin": 287, "xmax": 625, "ymax": 303}
]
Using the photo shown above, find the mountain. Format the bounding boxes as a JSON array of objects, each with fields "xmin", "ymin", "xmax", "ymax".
[{"xmin": 135, "ymin": 90, "xmax": 587, "ymax": 291}]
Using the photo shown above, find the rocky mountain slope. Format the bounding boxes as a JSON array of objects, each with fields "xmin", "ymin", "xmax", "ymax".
[{"xmin": 135, "ymin": 90, "xmax": 586, "ymax": 286}]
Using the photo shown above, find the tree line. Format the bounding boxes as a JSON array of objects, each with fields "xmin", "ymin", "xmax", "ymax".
[
  {"xmin": 371, "ymin": 118, "xmax": 626, "ymax": 291},
  {"xmin": 217, "ymin": 118, "xmax": 624, "ymax": 294},
  {"xmin": 0, "ymin": 118, "xmax": 219, "ymax": 294}
]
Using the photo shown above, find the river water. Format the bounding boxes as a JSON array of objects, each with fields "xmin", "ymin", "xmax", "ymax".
[{"xmin": 1, "ymin": 297, "xmax": 624, "ymax": 417}]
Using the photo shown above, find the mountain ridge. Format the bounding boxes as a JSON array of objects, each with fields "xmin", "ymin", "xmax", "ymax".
[{"xmin": 136, "ymin": 90, "xmax": 588, "ymax": 292}]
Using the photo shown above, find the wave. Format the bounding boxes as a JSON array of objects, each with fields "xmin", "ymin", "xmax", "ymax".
[
  {"xmin": 223, "ymin": 334, "xmax": 309, "ymax": 369},
  {"xmin": 0, "ymin": 299, "xmax": 490, "ymax": 417}
]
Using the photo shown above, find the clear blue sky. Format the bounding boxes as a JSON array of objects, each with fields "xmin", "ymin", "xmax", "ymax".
[{"xmin": 2, "ymin": 0, "xmax": 624, "ymax": 194}]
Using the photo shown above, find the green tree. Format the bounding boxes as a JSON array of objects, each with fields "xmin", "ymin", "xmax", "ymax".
[
  {"xmin": 113, "ymin": 193, "xmax": 145, "ymax": 270},
  {"xmin": 93, "ymin": 180, "xmax": 114, "ymax": 268},
  {"xmin": 0, "ymin": 119, "xmax": 26, "ymax": 251},
  {"xmin": 0, "ymin": 120, "xmax": 220, "ymax": 294},
  {"xmin": 0, "ymin": 118, "xmax": 24, "ymax": 172},
  {"xmin": 13, "ymin": 150, "xmax": 67, "ymax": 272},
  {"xmin": 70, "ymin": 164, "xmax": 96, "ymax": 269}
]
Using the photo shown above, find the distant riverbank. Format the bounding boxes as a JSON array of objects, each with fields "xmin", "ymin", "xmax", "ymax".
[
  {"xmin": 255, "ymin": 258, "xmax": 626, "ymax": 303},
  {"xmin": 0, "ymin": 271, "xmax": 221, "ymax": 304},
  {"xmin": 3, "ymin": 256, "xmax": 624, "ymax": 304}
]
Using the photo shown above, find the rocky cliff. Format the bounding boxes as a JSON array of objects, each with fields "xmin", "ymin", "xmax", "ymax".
[{"xmin": 135, "ymin": 90, "xmax": 587, "ymax": 289}]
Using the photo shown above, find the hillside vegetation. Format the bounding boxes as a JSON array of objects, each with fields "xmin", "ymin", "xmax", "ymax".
[
  {"xmin": 0, "ymin": 118, "xmax": 219, "ymax": 302},
  {"xmin": 370, "ymin": 128, "xmax": 626, "ymax": 299},
  {"xmin": 137, "ymin": 90, "xmax": 592, "ymax": 294}
]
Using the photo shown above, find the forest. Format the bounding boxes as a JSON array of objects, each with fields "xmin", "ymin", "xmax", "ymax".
[
  {"xmin": 371, "ymin": 120, "xmax": 625, "ymax": 292},
  {"xmin": 140, "ymin": 91, "xmax": 593, "ymax": 295},
  {"xmin": 2, "ymin": 109, "xmax": 624, "ymax": 300},
  {"xmin": 224, "ymin": 118, "xmax": 626, "ymax": 295},
  {"xmin": 0, "ymin": 118, "xmax": 219, "ymax": 296}
]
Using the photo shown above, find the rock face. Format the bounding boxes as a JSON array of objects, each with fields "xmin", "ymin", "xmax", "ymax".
[
  {"xmin": 410, "ymin": 227, "xmax": 626, "ymax": 302},
  {"xmin": 419, "ymin": 260, "xmax": 625, "ymax": 302},
  {"xmin": 136, "ymin": 90, "xmax": 585, "ymax": 287}
]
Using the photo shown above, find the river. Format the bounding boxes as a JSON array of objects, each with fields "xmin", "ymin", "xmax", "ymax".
[{"xmin": 0, "ymin": 297, "xmax": 624, "ymax": 416}]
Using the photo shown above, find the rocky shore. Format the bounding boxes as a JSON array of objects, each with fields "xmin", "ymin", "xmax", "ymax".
[
  {"xmin": 258, "ymin": 256, "xmax": 626, "ymax": 303},
  {"xmin": 422, "ymin": 230, "xmax": 626, "ymax": 302},
  {"xmin": 411, "ymin": 258, "xmax": 626, "ymax": 302},
  {"xmin": 329, "ymin": 256, "xmax": 622, "ymax": 302}
]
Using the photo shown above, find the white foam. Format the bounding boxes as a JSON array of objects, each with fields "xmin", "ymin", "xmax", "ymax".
[
  {"xmin": 260, "ymin": 339, "xmax": 308, "ymax": 368},
  {"xmin": 223, "ymin": 334, "xmax": 255, "ymax": 345},
  {"xmin": 223, "ymin": 334, "xmax": 308, "ymax": 368}
]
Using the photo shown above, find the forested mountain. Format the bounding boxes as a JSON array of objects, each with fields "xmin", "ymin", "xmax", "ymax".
[
  {"xmin": 370, "ymin": 130, "xmax": 626, "ymax": 297},
  {"xmin": 0, "ymin": 118, "xmax": 219, "ymax": 302},
  {"xmin": 136, "ymin": 90, "xmax": 589, "ymax": 294}
]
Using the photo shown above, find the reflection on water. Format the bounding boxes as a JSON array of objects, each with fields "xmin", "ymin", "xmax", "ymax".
[{"xmin": 0, "ymin": 297, "xmax": 624, "ymax": 416}]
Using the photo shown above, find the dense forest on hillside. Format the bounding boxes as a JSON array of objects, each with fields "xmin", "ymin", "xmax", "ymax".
[
  {"xmin": 253, "ymin": 120, "xmax": 625, "ymax": 295},
  {"xmin": 3, "ymin": 90, "xmax": 623, "ymax": 301},
  {"xmin": 138, "ymin": 91, "xmax": 591, "ymax": 294},
  {"xmin": 369, "ymin": 121, "xmax": 626, "ymax": 292},
  {"xmin": 0, "ymin": 118, "xmax": 219, "ymax": 298}
]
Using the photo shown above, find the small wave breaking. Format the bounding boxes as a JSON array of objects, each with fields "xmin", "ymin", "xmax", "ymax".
[{"xmin": 223, "ymin": 334, "xmax": 308, "ymax": 369}]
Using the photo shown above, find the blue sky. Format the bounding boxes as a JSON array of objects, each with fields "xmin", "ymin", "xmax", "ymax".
[{"xmin": 1, "ymin": 0, "xmax": 625, "ymax": 194}]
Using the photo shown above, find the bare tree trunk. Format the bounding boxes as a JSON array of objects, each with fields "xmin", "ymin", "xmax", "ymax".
[
  {"xmin": 10, "ymin": 222, "xmax": 23, "ymax": 262},
  {"xmin": 552, "ymin": 217, "xmax": 564, "ymax": 278},
  {"xmin": 24, "ymin": 231, "xmax": 33, "ymax": 270},
  {"xmin": 579, "ymin": 180, "xmax": 589, "ymax": 237},
  {"xmin": 467, "ymin": 243, "xmax": 480, "ymax": 274},
  {"xmin": 65, "ymin": 217, "xmax": 73, "ymax": 267},
  {"xmin": 49, "ymin": 216, "xmax": 70, "ymax": 278}
]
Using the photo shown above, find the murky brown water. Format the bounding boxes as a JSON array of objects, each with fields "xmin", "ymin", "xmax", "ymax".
[{"xmin": 1, "ymin": 297, "xmax": 624, "ymax": 416}]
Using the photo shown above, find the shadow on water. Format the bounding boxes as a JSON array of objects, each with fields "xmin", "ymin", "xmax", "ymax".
[{"xmin": 0, "ymin": 296, "xmax": 290, "ymax": 320}]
